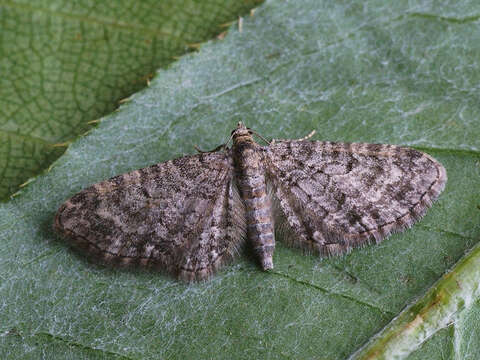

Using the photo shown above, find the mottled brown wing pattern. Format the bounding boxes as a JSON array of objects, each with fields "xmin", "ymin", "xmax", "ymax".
[
  {"xmin": 54, "ymin": 122, "xmax": 447, "ymax": 281},
  {"xmin": 263, "ymin": 141, "xmax": 446, "ymax": 255},
  {"xmin": 54, "ymin": 151, "xmax": 246, "ymax": 281}
]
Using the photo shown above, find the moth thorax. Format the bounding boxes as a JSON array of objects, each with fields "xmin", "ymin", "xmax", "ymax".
[{"xmin": 233, "ymin": 133, "xmax": 255, "ymax": 146}]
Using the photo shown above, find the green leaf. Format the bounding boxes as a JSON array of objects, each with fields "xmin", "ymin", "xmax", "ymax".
[
  {"xmin": 2, "ymin": 0, "xmax": 480, "ymax": 359},
  {"xmin": 0, "ymin": 0, "xmax": 262, "ymax": 200},
  {"xmin": 352, "ymin": 242, "xmax": 480, "ymax": 360}
]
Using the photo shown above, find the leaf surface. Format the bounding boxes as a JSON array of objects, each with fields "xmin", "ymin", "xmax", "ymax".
[
  {"xmin": 0, "ymin": 0, "xmax": 261, "ymax": 199},
  {"xmin": 1, "ymin": 1, "xmax": 480, "ymax": 359}
]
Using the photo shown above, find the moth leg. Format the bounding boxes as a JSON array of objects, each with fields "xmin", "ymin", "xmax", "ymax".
[{"xmin": 194, "ymin": 143, "xmax": 226, "ymax": 153}]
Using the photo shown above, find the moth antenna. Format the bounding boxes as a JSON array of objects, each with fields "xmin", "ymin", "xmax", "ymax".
[
  {"xmin": 271, "ymin": 129, "xmax": 316, "ymax": 144},
  {"xmin": 299, "ymin": 129, "xmax": 316, "ymax": 141}
]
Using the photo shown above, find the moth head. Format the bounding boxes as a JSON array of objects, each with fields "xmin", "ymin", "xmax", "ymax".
[{"xmin": 231, "ymin": 122, "xmax": 253, "ymax": 138}]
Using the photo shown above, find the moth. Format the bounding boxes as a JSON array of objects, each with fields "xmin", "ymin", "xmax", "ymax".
[{"xmin": 54, "ymin": 123, "xmax": 446, "ymax": 281}]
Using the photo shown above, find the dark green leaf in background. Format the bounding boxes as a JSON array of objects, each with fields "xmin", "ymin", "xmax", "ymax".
[
  {"xmin": 1, "ymin": 0, "xmax": 480, "ymax": 359},
  {"xmin": 0, "ymin": 0, "xmax": 262, "ymax": 200}
]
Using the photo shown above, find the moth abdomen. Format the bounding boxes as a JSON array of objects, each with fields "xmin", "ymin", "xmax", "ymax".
[{"xmin": 232, "ymin": 125, "xmax": 275, "ymax": 270}]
